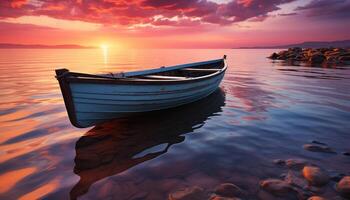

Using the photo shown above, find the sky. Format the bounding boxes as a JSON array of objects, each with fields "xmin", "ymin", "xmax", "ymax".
[{"xmin": 0, "ymin": 0, "xmax": 349, "ymax": 48}]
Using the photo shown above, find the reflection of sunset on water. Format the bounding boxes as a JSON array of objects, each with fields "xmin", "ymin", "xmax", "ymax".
[
  {"xmin": 18, "ymin": 179, "xmax": 60, "ymax": 200},
  {"xmin": 0, "ymin": 167, "xmax": 36, "ymax": 194},
  {"xmin": 100, "ymin": 44, "xmax": 109, "ymax": 65},
  {"xmin": 0, "ymin": 49, "xmax": 349, "ymax": 199}
]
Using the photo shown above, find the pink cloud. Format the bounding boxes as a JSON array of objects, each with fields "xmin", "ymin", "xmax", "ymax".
[{"xmin": 0, "ymin": 0, "xmax": 299, "ymax": 26}]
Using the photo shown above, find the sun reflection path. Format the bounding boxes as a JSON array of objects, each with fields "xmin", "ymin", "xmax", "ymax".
[{"xmin": 100, "ymin": 44, "xmax": 108, "ymax": 65}]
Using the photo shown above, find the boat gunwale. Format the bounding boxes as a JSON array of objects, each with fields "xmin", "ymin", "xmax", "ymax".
[{"xmin": 65, "ymin": 60, "xmax": 227, "ymax": 85}]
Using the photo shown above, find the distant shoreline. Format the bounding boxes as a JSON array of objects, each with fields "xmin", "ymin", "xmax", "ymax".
[
  {"xmin": 238, "ymin": 39, "xmax": 350, "ymax": 49},
  {"xmin": 0, "ymin": 43, "xmax": 96, "ymax": 49}
]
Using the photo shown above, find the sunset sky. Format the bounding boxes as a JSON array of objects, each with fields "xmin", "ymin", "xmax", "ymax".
[{"xmin": 0, "ymin": 0, "xmax": 349, "ymax": 48}]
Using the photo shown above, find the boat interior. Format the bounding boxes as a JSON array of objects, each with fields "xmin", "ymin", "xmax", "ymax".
[
  {"xmin": 135, "ymin": 60, "xmax": 226, "ymax": 81},
  {"xmin": 57, "ymin": 58, "xmax": 226, "ymax": 82}
]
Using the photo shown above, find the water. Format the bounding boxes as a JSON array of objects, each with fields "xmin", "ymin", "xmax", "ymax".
[{"xmin": 0, "ymin": 49, "xmax": 349, "ymax": 199}]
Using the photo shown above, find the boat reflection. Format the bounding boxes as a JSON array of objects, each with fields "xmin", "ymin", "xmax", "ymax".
[{"xmin": 70, "ymin": 89, "xmax": 225, "ymax": 199}]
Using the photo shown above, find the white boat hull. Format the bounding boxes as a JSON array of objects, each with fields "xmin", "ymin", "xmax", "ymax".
[
  {"xmin": 71, "ymin": 73, "xmax": 224, "ymax": 127},
  {"xmin": 56, "ymin": 57, "xmax": 227, "ymax": 128}
]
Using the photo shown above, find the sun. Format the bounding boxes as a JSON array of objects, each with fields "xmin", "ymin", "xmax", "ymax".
[{"xmin": 100, "ymin": 44, "xmax": 109, "ymax": 50}]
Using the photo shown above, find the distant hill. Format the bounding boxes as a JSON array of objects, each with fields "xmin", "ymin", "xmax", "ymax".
[
  {"xmin": 0, "ymin": 43, "xmax": 95, "ymax": 49},
  {"xmin": 239, "ymin": 40, "xmax": 350, "ymax": 49}
]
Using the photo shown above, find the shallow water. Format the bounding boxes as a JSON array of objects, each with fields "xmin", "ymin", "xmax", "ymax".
[{"xmin": 0, "ymin": 49, "xmax": 349, "ymax": 199}]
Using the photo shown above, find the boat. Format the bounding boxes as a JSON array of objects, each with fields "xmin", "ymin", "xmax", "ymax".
[{"xmin": 55, "ymin": 56, "xmax": 227, "ymax": 128}]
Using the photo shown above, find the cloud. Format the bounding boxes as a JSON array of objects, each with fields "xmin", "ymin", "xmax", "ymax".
[
  {"xmin": 0, "ymin": 0, "xmax": 301, "ymax": 27},
  {"xmin": 296, "ymin": 0, "xmax": 350, "ymax": 19},
  {"xmin": 278, "ymin": 12, "xmax": 297, "ymax": 16}
]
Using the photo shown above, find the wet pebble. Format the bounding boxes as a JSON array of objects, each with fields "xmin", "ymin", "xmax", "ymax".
[
  {"xmin": 284, "ymin": 170, "xmax": 308, "ymax": 188},
  {"xmin": 209, "ymin": 195, "xmax": 241, "ymax": 200},
  {"xmin": 260, "ymin": 179, "xmax": 295, "ymax": 196},
  {"xmin": 307, "ymin": 196, "xmax": 326, "ymax": 200},
  {"xmin": 168, "ymin": 186, "xmax": 206, "ymax": 200},
  {"xmin": 302, "ymin": 166, "xmax": 330, "ymax": 186},
  {"xmin": 214, "ymin": 183, "xmax": 244, "ymax": 198},
  {"xmin": 336, "ymin": 176, "xmax": 350, "ymax": 198}
]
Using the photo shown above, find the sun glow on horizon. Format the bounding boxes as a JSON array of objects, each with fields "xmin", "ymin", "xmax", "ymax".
[{"xmin": 100, "ymin": 44, "xmax": 109, "ymax": 50}]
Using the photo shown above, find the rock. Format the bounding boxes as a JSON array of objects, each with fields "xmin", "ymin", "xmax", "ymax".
[
  {"xmin": 307, "ymin": 196, "xmax": 326, "ymax": 200},
  {"xmin": 309, "ymin": 53, "xmax": 326, "ymax": 63},
  {"xmin": 209, "ymin": 195, "xmax": 241, "ymax": 200},
  {"xmin": 295, "ymin": 55, "xmax": 306, "ymax": 61},
  {"xmin": 336, "ymin": 176, "xmax": 350, "ymax": 198},
  {"xmin": 326, "ymin": 56, "xmax": 340, "ymax": 64},
  {"xmin": 260, "ymin": 179, "xmax": 295, "ymax": 196},
  {"xmin": 285, "ymin": 170, "xmax": 309, "ymax": 188},
  {"xmin": 279, "ymin": 173, "xmax": 287, "ymax": 179},
  {"xmin": 303, "ymin": 144, "xmax": 336, "ymax": 153},
  {"xmin": 168, "ymin": 186, "xmax": 206, "ymax": 200},
  {"xmin": 311, "ymin": 140, "xmax": 327, "ymax": 145},
  {"xmin": 289, "ymin": 47, "xmax": 302, "ymax": 52},
  {"xmin": 339, "ymin": 56, "xmax": 350, "ymax": 64},
  {"xmin": 302, "ymin": 166, "xmax": 330, "ymax": 186},
  {"xmin": 214, "ymin": 183, "xmax": 244, "ymax": 198},
  {"xmin": 303, "ymin": 185, "xmax": 324, "ymax": 194},
  {"xmin": 307, "ymin": 49, "xmax": 315, "ymax": 57},
  {"xmin": 273, "ymin": 159, "xmax": 285, "ymax": 165},
  {"xmin": 285, "ymin": 158, "xmax": 310, "ymax": 170},
  {"xmin": 269, "ymin": 52, "xmax": 279, "ymax": 60},
  {"xmin": 329, "ymin": 171, "xmax": 346, "ymax": 182},
  {"xmin": 334, "ymin": 48, "xmax": 346, "ymax": 52},
  {"xmin": 268, "ymin": 47, "xmax": 350, "ymax": 66}
]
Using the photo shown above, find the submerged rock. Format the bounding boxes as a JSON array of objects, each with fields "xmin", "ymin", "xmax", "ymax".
[
  {"xmin": 302, "ymin": 166, "xmax": 330, "ymax": 186},
  {"xmin": 260, "ymin": 179, "xmax": 295, "ymax": 196},
  {"xmin": 273, "ymin": 159, "xmax": 285, "ymax": 165},
  {"xmin": 214, "ymin": 183, "xmax": 244, "ymax": 198},
  {"xmin": 169, "ymin": 186, "xmax": 206, "ymax": 200},
  {"xmin": 311, "ymin": 140, "xmax": 327, "ymax": 146},
  {"xmin": 273, "ymin": 158, "xmax": 310, "ymax": 170},
  {"xmin": 336, "ymin": 176, "xmax": 350, "ymax": 198},
  {"xmin": 303, "ymin": 144, "xmax": 336, "ymax": 153},
  {"xmin": 285, "ymin": 170, "xmax": 309, "ymax": 188},
  {"xmin": 286, "ymin": 158, "xmax": 310, "ymax": 170}
]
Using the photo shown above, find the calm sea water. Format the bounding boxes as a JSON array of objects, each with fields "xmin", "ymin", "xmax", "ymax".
[{"xmin": 0, "ymin": 49, "xmax": 349, "ymax": 200}]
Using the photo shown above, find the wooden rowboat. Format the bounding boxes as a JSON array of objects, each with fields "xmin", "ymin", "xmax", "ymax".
[{"xmin": 55, "ymin": 56, "xmax": 227, "ymax": 128}]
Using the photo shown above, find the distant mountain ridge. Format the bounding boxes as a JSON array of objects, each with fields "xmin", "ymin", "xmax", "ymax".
[
  {"xmin": 0, "ymin": 43, "xmax": 95, "ymax": 49},
  {"xmin": 239, "ymin": 40, "xmax": 350, "ymax": 49}
]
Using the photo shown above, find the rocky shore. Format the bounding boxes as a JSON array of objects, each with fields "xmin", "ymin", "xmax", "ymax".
[
  {"xmin": 168, "ymin": 140, "xmax": 350, "ymax": 200},
  {"xmin": 268, "ymin": 47, "xmax": 350, "ymax": 65}
]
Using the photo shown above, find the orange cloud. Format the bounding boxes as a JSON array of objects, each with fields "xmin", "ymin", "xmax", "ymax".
[{"xmin": 10, "ymin": 0, "xmax": 27, "ymax": 8}]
